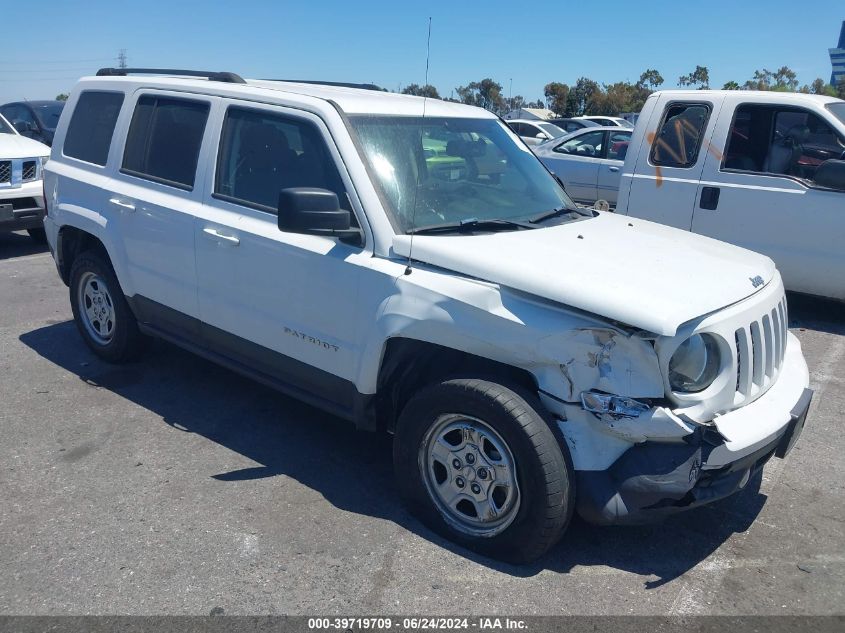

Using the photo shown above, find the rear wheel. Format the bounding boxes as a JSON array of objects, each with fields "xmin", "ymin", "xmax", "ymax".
[
  {"xmin": 394, "ymin": 378, "xmax": 573, "ymax": 563},
  {"xmin": 69, "ymin": 250, "xmax": 143, "ymax": 362}
]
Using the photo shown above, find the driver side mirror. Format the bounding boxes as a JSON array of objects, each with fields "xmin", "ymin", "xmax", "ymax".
[
  {"xmin": 278, "ymin": 188, "xmax": 362, "ymax": 242},
  {"xmin": 814, "ymin": 159, "xmax": 845, "ymax": 191},
  {"xmin": 535, "ymin": 132, "xmax": 549, "ymax": 140}
]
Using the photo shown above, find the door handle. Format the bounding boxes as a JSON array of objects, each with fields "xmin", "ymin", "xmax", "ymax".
[
  {"xmin": 608, "ymin": 166, "xmax": 620, "ymax": 172},
  {"xmin": 699, "ymin": 186, "xmax": 720, "ymax": 210},
  {"xmin": 109, "ymin": 198, "xmax": 135, "ymax": 213},
  {"xmin": 202, "ymin": 227, "xmax": 240, "ymax": 246}
]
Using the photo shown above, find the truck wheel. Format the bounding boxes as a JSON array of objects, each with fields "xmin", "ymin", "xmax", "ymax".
[
  {"xmin": 394, "ymin": 378, "xmax": 573, "ymax": 564},
  {"xmin": 69, "ymin": 250, "xmax": 143, "ymax": 362},
  {"xmin": 27, "ymin": 228, "xmax": 47, "ymax": 243}
]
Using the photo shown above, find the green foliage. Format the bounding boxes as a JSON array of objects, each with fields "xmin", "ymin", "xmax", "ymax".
[
  {"xmin": 722, "ymin": 81, "xmax": 740, "ymax": 90},
  {"xmin": 678, "ymin": 65, "xmax": 710, "ymax": 90},
  {"xmin": 455, "ymin": 78, "xmax": 505, "ymax": 114},
  {"xmin": 543, "ymin": 82, "xmax": 570, "ymax": 115},
  {"xmin": 401, "ymin": 84, "xmax": 440, "ymax": 99},
  {"xmin": 55, "ymin": 93, "xmax": 69, "ymax": 102}
]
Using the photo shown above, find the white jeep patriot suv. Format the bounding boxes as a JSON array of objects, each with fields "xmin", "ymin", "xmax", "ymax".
[{"xmin": 43, "ymin": 68, "xmax": 813, "ymax": 563}]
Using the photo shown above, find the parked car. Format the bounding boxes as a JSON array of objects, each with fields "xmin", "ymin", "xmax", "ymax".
[
  {"xmin": 0, "ymin": 112, "xmax": 50, "ymax": 242},
  {"xmin": 44, "ymin": 69, "xmax": 811, "ymax": 563},
  {"xmin": 0, "ymin": 100, "xmax": 65, "ymax": 147},
  {"xmin": 617, "ymin": 90, "xmax": 845, "ymax": 301},
  {"xmin": 505, "ymin": 119, "xmax": 566, "ymax": 145},
  {"xmin": 574, "ymin": 115, "xmax": 634, "ymax": 128},
  {"xmin": 548, "ymin": 117, "xmax": 601, "ymax": 133},
  {"xmin": 534, "ymin": 126, "xmax": 632, "ymax": 206}
]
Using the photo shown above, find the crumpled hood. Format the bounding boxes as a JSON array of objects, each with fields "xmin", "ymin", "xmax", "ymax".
[
  {"xmin": 393, "ymin": 211, "xmax": 776, "ymax": 336},
  {"xmin": 0, "ymin": 133, "xmax": 50, "ymax": 159}
]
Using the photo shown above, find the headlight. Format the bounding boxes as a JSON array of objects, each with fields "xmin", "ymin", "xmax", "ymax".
[{"xmin": 668, "ymin": 334, "xmax": 721, "ymax": 393}]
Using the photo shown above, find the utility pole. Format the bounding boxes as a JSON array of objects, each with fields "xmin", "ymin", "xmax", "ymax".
[{"xmin": 118, "ymin": 49, "xmax": 128, "ymax": 69}]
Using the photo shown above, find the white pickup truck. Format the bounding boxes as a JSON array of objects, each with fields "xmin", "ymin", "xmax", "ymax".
[{"xmin": 616, "ymin": 90, "xmax": 845, "ymax": 301}]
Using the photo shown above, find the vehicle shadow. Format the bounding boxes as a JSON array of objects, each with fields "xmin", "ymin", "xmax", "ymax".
[
  {"xmin": 787, "ymin": 292, "xmax": 845, "ymax": 335},
  {"xmin": 0, "ymin": 231, "xmax": 48, "ymax": 260},
  {"xmin": 20, "ymin": 320, "xmax": 765, "ymax": 586}
]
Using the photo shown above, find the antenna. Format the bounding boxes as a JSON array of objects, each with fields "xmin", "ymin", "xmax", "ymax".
[{"xmin": 405, "ymin": 17, "xmax": 432, "ymax": 276}]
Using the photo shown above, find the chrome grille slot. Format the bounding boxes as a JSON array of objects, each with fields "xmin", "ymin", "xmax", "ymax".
[
  {"xmin": 22, "ymin": 160, "xmax": 36, "ymax": 181},
  {"xmin": 750, "ymin": 321, "xmax": 763, "ymax": 388},
  {"xmin": 0, "ymin": 161, "xmax": 10, "ymax": 183},
  {"xmin": 762, "ymin": 314, "xmax": 774, "ymax": 379}
]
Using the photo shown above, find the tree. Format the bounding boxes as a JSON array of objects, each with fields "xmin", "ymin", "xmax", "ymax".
[
  {"xmin": 543, "ymin": 82, "xmax": 570, "ymax": 115},
  {"xmin": 503, "ymin": 95, "xmax": 525, "ymax": 114},
  {"xmin": 526, "ymin": 98, "xmax": 545, "ymax": 109},
  {"xmin": 571, "ymin": 77, "xmax": 601, "ymax": 115},
  {"xmin": 722, "ymin": 81, "xmax": 740, "ymax": 90},
  {"xmin": 742, "ymin": 66, "xmax": 799, "ymax": 91},
  {"xmin": 55, "ymin": 93, "xmax": 69, "ymax": 101},
  {"xmin": 455, "ymin": 78, "xmax": 505, "ymax": 114},
  {"xmin": 636, "ymin": 69, "xmax": 664, "ymax": 91},
  {"xmin": 401, "ymin": 84, "xmax": 440, "ymax": 98},
  {"xmin": 678, "ymin": 65, "xmax": 710, "ymax": 89}
]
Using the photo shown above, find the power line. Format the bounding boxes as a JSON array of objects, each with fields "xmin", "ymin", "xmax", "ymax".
[{"xmin": 3, "ymin": 57, "xmax": 113, "ymax": 64}]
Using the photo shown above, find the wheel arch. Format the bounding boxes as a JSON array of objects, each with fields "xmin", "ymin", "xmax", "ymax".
[{"xmin": 373, "ymin": 337, "xmax": 539, "ymax": 433}]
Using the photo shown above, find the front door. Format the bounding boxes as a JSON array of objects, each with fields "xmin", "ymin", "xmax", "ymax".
[
  {"xmin": 194, "ymin": 101, "xmax": 367, "ymax": 408},
  {"xmin": 691, "ymin": 103, "xmax": 845, "ymax": 300}
]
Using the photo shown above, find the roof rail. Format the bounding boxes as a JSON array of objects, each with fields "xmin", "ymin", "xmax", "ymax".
[
  {"xmin": 96, "ymin": 68, "xmax": 246, "ymax": 84},
  {"xmin": 268, "ymin": 79, "xmax": 386, "ymax": 92}
]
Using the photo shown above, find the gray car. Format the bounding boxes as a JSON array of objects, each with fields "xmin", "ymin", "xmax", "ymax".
[{"xmin": 533, "ymin": 126, "xmax": 632, "ymax": 206}]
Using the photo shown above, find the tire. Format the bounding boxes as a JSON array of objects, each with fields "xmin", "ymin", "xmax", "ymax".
[
  {"xmin": 394, "ymin": 378, "xmax": 574, "ymax": 564},
  {"xmin": 69, "ymin": 250, "xmax": 143, "ymax": 362},
  {"xmin": 27, "ymin": 228, "xmax": 47, "ymax": 243}
]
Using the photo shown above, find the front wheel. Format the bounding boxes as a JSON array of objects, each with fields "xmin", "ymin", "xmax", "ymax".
[{"xmin": 394, "ymin": 378, "xmax": 574, "ymax": 563}]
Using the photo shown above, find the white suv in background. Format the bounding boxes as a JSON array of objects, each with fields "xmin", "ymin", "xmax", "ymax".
[
  {"xmin": 43, "ymin": 68, "xmax": 812, "ymax": 563},
  {"xmin": 0, "ymin": 112, "xmax": 51, "ymax": 242}
]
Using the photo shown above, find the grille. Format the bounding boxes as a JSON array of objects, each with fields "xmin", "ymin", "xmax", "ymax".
[
  {"xmin": 733, "ymin": 295, "xmax": 788, "ymax": 404},
  {"xmin": 22, "ymin": 160, "xmax": 36, "ymax": 181},
  {"xmin": 0, "ymin": 161, "xmax": 10, "ymax": 183}
]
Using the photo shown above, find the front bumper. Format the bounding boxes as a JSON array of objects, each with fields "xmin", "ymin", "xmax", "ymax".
[
  {"xmin": 0, "ymin": 180, "xmax": 45, "ymax": 232},
  {"xmin": 571, "ymin": 332, "xmax": 813, "ymax": 525}
]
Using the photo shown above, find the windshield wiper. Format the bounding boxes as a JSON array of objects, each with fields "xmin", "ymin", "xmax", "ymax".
[
  {"xmin": 529, "ymin": 205, "xmax": 592, "ymax": 224},
  {"xmin": 407, "ymin": 217, "xmax": 536, "ymax": 236}
]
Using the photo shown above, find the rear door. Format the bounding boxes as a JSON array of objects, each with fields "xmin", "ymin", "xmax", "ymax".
[
  {"xmin": 108, "ymin": 90, "xmax": 216, "ymax": 328},
  {"xmin": 623, "ymin": 94, "xmax": 725, "ymax": 229},
  {"xmin": 691, "ymin": 101, "xmax": 845, "ymax": 299},
  {"xmin": 539, "ymin": 128, "xmax": 604, "ymax": 204}
]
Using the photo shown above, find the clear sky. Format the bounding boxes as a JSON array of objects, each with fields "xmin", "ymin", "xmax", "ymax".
[{"xmin": 2, "ymin": 0, "xmax": 843, "ymax": 104}]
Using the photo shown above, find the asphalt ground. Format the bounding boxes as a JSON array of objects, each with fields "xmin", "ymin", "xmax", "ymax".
[{"xmin": 1, "ymin": 229, "xmax": 844, "ymax": 615}]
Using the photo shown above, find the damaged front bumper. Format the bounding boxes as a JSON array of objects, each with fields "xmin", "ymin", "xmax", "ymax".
[{"xmin": 546, "ymin": 332, "xmax": 812, "ymax": 525}]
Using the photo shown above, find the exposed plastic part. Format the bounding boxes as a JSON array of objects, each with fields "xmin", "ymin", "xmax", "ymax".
[{"xmin": 581, "ymin": 391, "xmax": 649, "ymax": 418}]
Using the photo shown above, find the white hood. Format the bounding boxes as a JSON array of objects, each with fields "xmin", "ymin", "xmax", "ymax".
[
  {"xmin": 393, "ymin": 211, "xmax": 776, "ymax": 336},
  {"xmin": 0, "ymin": 133, "xmax": 50, "ymax": 159}
]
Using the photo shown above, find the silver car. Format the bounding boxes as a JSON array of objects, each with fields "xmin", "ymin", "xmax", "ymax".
[{"xmin": 534, "ymin": 126, "xmax": 632, "ymax": 206}]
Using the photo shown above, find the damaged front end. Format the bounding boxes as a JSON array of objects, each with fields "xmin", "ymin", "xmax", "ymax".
[{"xmin": 535, "ymin": 305, "xmax": 811, "ymax": 526}]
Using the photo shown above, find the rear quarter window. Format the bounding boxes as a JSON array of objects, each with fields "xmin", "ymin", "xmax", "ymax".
[{"xmin": 63, "ymin": 91, "xmax": 125, "ymax": 166}]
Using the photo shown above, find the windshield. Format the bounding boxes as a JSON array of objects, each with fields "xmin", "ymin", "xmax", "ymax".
[
  {"xmin": 0, "ymin": 113, "xmax": 13, "ymax": 134},
  {"xmin": 827, "ymin": 102, "xmax": 845, "ymax": 127},
  {"xmin": 33, "ymin": 102, "xmax": 64, "ymax": 129},
  {"xmin": 618, "ymin": 119, "xmax": 635, "ymax": 129},
  {"xmin": 538, "ymin": 122, "xmax": 566, "ymax": 138},
  {"xmin": 349, "ymin": 116, "xmax": 575, "ymax": 233}
]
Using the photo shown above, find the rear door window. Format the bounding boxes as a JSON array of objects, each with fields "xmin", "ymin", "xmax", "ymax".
[
  {"xmin": 63, "ymin": 92, "xmax": 125, "ymax": 166},
  {"xmin": 650, "ymin": 103, "xmax": 711, "ymax": 168},
  {"xmin": 122, "ymin": 95, "xmax": 210, "ymax": 189}
]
